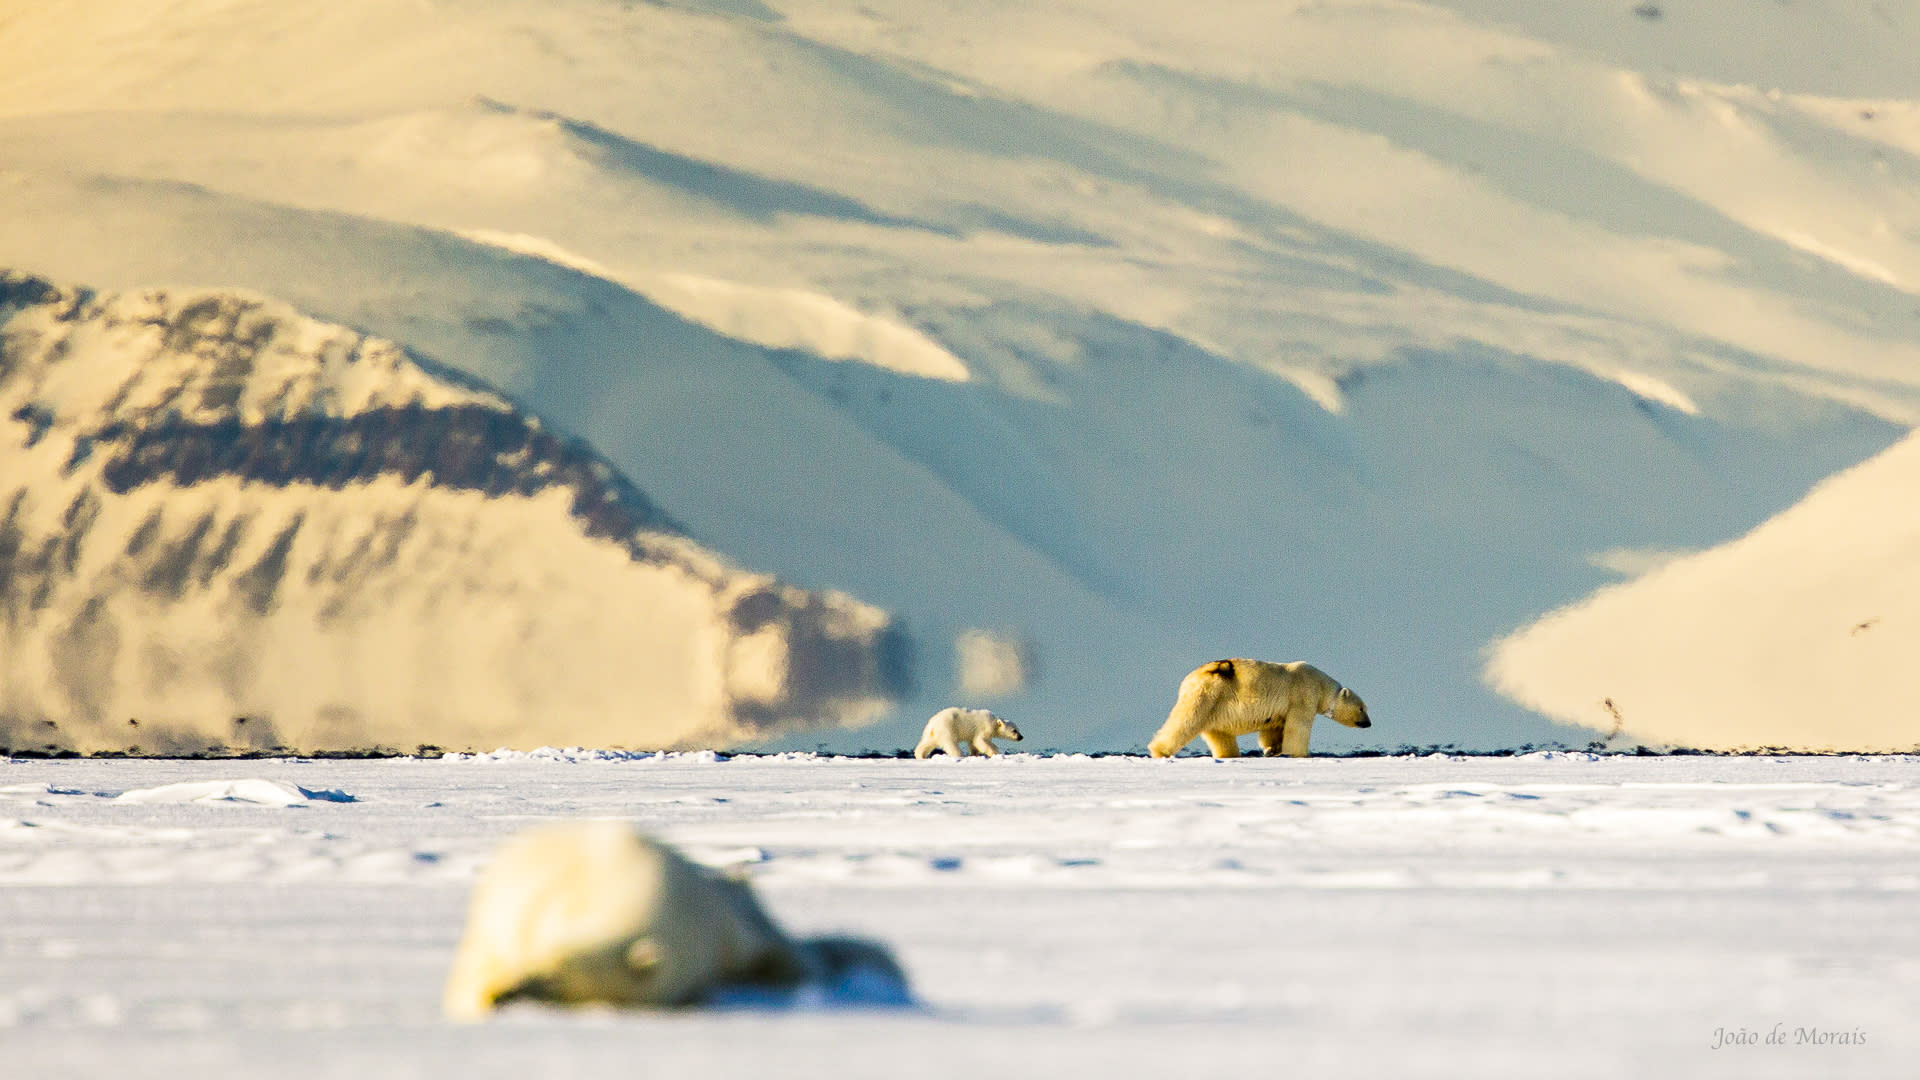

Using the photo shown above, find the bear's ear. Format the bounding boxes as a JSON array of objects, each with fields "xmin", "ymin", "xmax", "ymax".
[
  {"xmin": 625, "ymin": 937, "xmax": 662, "ymax": 972},
  {"xmin": 1336, "ymin": 687, "xmax": 1354, "ymax": 702}
]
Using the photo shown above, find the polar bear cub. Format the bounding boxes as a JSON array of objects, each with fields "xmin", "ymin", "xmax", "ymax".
[
  {"xmin": 914, "ymin": 707, "xmax": 1023, "ymax": 758},
  {"xmin": 1148, "ymin": 658, "xmax": 1371, "ymax": 759},
  {"xmin": 443, "ymin": 821, "xmax": 802, "ymax": 1019}
]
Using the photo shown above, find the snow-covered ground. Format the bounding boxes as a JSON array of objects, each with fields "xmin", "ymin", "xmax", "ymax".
[{"xmin": 2, "ymin": 753, "xmax": 1913, "ymax": 1077}]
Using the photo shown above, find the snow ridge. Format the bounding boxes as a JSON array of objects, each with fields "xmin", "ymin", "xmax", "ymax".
[{"xmin": 1487, "ymin": 429, "xmax": 1920, "ymax": 753}]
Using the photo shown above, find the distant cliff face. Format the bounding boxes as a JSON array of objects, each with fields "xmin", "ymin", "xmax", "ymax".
[{"xmin": 0, "ymin": 271, "xmax": 911, "ymax": 755}]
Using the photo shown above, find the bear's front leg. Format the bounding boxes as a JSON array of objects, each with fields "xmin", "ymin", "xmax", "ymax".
[
  {"xmin": 1256, "ymin": 726, "xmax": 1285, "ymax": 756},
  {"xmin": 1202, "ymin": 731, "xmax": 1241, "ymax": 758},
  {"xmin": 971, "ymin": 736, "xmax": 1001, "ymax": 757},
  {"xmin": 1277, "ymin": 713, "xmax": 1315, "ymax": 758},
  {"xmin": 939, "ymin": 739, "xmax": 968, "ymax": 758}
]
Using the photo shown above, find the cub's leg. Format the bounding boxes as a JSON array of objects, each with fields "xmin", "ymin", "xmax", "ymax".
[
  {"xmin": 1278, "ymin": 713, "xmax": 1315, "ymax": 758},
  {"xmin": 971, "ymin": 735, "xmax": 1001, "ymax": 757},
  {"xmin": 1256, "ymin": 725, "xmax": 1285, "ymax": 757},
  {"xmin": 1202, "ymin": 731, "xmax": 1242, "ymax": 758}
]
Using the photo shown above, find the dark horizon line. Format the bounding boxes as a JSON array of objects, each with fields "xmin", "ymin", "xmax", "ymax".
[{"xmin": 4, "ymin": 745, "xmax": 1913, "ymax": 761}]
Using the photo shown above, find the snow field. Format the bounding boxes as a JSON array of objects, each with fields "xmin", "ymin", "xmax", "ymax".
[{"xmin": 0, "ymin": 753, "xmax": 1913, "ymax": 1077}]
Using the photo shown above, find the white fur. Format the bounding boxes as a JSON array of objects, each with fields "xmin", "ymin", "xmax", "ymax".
[
  {"xmin": 1147, "ymin": 659, "xmax": 1371, "ymax": 759},
  {"xmin": 914, "ymin": 707, "xmax": 1024, "ymax": 758},
  {"xmin": 442, "ymin": 821, "xmax": 798, "ymax": 1019}
]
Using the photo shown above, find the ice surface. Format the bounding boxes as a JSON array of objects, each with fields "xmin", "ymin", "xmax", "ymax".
[{"xmin": 0, "ymin": 753, "xmax": 1913, "ymax": 1077}]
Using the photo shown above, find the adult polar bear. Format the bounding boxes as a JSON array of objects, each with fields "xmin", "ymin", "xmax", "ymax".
[{"xmin": 1148, "ymin": 659, "xmax": 1371, "ymax": 758}]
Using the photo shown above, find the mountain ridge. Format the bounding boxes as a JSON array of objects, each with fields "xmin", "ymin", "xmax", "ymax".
[{"xmin": 0, "ymin": 270, "xmax": 910, "ymax": 755}]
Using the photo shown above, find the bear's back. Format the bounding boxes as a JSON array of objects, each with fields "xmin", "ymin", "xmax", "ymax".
[
  {"xmin": 1202, "ymin": 659, "xmax": 1336, "ymax": 708},
  {"xmin": 926, "ymin": 706, "xmax": 993, "ymax": 735},
  {"xmin": 1244, "ymin": 658, "xmax": 1333, "ymax": 691}
]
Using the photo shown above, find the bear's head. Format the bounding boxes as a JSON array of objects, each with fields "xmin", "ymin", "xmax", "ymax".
[
  {"xmin": 994, "ymin": 716, "xmax": 1024, "ymax": 742},
  {"xmin": 1331, "ymin": 686, "xmax": 1371, "ymax": 729}
]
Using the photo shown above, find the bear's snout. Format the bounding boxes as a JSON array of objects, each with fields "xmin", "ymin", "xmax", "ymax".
[{"xmin": 1355, "ymin": 718, "xmax": 1371, "ymax": 728}]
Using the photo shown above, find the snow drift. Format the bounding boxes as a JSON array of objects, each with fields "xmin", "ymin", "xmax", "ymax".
[
  {"xmin": 0, "ymin": 273, "xmax": 910, "ymax": 755},
  {"xmin": 1487, "ymin": 429, "xmax": 1920, "ymax": 752}
]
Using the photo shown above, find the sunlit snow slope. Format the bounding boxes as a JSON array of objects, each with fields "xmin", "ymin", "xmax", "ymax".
[
  {"xmin": 1, "ymin": 0, "xmax": 1916, "ymax": 750},
  {"xmin": 1489, "ymin": 428, "xmax": 1920, "ymax": 752},
  {"xmin": 0, "ymin": 274, "xmax": 908, "ymax": 755}
]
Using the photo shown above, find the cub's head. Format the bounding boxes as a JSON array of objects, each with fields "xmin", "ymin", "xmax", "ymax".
[
  {"xmin": 1331, "ymin": 686, "xmax": 1371, "ymax": 729},
  {"xmin": 993, "ymin": 716, "xmax": 1024, "ymax": 742}
]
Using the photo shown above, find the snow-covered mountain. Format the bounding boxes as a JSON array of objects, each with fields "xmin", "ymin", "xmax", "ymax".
[
  {"xmin": 0, "ymin": 273, "xmax": 907, "ymax": 755},
  {"xmin": 1, "ymin": 0, "xmax": 1915, "ymax": 751}
]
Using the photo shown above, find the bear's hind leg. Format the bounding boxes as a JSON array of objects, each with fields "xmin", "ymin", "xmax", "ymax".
[
  {"xmin": 1149, "ymin": 678, "xmax": 1226, "ymax": 758},
  {"xmin": 1202, "ymin": 731, "xmax": 1241, "ymax": 759},
  {"xmin": 1147, "ymin": 728, "xmax": 1191, "ymax": 758},
  {"xmin": 914, "ymin": 735, "xmax": 937, "ymax": 759}
]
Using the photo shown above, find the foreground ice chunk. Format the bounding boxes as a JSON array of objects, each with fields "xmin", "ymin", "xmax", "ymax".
[{"xmin": 110, "ymin": 778, "xmax": 344, "ymax": 806}]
